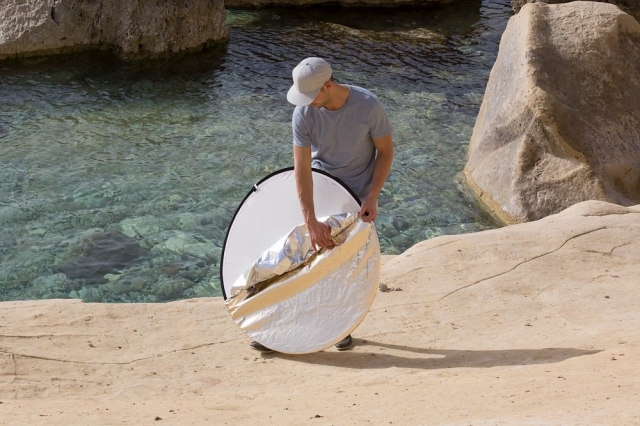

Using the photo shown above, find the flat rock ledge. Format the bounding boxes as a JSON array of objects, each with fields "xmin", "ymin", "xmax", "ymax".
[
  {"xmin": 2, "ymin": 200, "xmax": 640, "ymax": 424},
  {"xmin": 0, "ymin": 0, "xmax": 228, "ymax": 60}
]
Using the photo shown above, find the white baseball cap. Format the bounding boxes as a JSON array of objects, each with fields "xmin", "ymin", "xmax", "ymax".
[{"xmin": 287, "ymin": 57, "xmax": 332, "ymax": 106}]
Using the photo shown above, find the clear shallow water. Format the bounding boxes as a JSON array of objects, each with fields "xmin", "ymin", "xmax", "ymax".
[{"xmin": 0, "ymin": 1, "xmax": 512, "ymax": 302}]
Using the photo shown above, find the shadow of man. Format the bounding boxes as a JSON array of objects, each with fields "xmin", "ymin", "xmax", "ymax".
[{"xmin": 269, "ymin": 338, "xmax": 601, "ymax": 370}]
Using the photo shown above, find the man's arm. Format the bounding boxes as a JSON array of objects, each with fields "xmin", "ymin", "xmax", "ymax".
[
  {"xmin": 360, "ymin": 134, "xmax": 394, "ymax": 222},
  {"xmin": 293, "ymin": 145, "xmax": 335, "ymax": 250}
]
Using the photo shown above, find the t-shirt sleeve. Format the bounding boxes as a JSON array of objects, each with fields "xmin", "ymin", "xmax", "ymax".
[
  {"xmin": 369, "ymin": 98, "xmax": 393, "ymax": 139},
  {"xmin": 292, "ymin": 107, "xmax": 312, "ymax": 148}
]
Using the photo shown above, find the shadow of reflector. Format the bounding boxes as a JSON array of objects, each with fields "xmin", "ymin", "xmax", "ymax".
[{"xmin": 277, "ymin": 340, "xmax": 602, "ymax": 370}]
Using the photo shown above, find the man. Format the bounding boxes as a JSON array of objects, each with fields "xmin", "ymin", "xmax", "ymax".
[{"xmin": 251, "ymin": 57, "xmax": 394, "ymax": 353}]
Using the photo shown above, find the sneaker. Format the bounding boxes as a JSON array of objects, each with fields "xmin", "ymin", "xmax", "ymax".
[
  {"xmin": 335, "ymin": 334, "xmax": 354, "ymax": 351},
  {"xmin": 250, "ymin": 341, "xmax": 275, "ymax": 353}
]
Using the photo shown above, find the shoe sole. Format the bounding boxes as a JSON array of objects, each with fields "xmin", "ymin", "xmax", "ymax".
[
  {"xmin": 335, "ymin": 339, "xmax": 354, "ymax": 351},
  {"xmin": 335, "ymin": 345, "xmax": 353, "ymax": 351}
]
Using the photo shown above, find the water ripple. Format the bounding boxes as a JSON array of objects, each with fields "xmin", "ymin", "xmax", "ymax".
[{"xmin": 0, "ymin": 1, "xmax": 512, "ymax": 302}]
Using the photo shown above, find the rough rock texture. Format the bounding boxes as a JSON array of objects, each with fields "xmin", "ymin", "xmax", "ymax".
[
  {"xmin": 225, "ymin": 0, "xmax": 454, "ymax": 8},
  {"xmin": 1, "ymin": 199, "xmax": 640, "ymax": 424},
  {"xmin": 463, "ymin": 1, "xmax": 640, "ymax": 224},
  {"xmin": 513, "ymin": 0, "xmax": 640, "ymax": 23},
  {"xmin": 0, "ymin": 0, "xmax": 228, "ymax": 60}
]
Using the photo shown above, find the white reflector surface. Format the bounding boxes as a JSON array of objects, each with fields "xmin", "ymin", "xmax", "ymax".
[{"xmin": 220, "ymin": 168, "xmax": 380, "ymax": 354}]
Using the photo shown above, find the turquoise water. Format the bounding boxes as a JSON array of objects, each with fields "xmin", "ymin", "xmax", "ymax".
[{"xmin": 0, "ymin": 1, "xmax": 512, "ymax": 302}]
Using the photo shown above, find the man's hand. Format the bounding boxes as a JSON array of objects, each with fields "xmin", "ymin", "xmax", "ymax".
[
  {"xmin": 307, "ymin": 218, "xmax": 335, "ymax": 251},
  {"xmin": 360, "ymin": 195, "xmax": 378, "ymax": 222},
  {"xmin": 294, "ymin": 145, "xmax": 335, "ymax": 251}
]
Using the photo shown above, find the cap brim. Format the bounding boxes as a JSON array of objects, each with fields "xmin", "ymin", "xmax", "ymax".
[{"xmin": 287, "ymin": 85, "xmax": 320, "ymax": 106}]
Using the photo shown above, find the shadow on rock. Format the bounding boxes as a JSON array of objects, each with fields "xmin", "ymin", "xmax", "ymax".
[{"xmin": 278, "ymin": 339, "xmax": 601, "ymax": 369}]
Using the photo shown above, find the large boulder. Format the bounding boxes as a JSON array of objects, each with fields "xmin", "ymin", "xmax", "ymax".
[
  {"xmin": 513, "ymin": 0, "xmax": 640, "ymax": 23},
  {"xmin": 225, "ymin": 0, "xmax": 455, "ymax": 8},
  {"xmin": 0, "ymin": 0, "xmax": 228, "ymax": 60},
  {"xmin": 463, "ymin": 1, "xmax": 640, "ymax": 224}
]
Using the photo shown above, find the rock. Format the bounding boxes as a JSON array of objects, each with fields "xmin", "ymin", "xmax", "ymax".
[
  {"xmin": 463, "ymin": 2, "xmax": 640, "ymax": 224},
  {"xmin": 120, "ymin": 216, "xmax": 161, "ymax": 238},
  {"xmin": 177, "ymin": 213, "xmax": 198, "ymax": 231},
  {"xmin": 29, "ymin": 273, "xmax": 69, "ymax": 298},
  {"xmin": 75, "ymin": 286, "xmax": 104, "ymax": 302},
  {"xmin": 303, "ymin": 22, "xmax": 447, "ymax": 46},
  {"xmin": 25, "ymin": 224, "xmax": 47, "ymax": 236},
  {"xmin": 226, "ymin": 0, "xmax": 455, "ymax": 8},
  {"xmin": 187, "ymin": 282, "xmax": 217, "ymax": 298},
  {"xmin": 0, "ymin": 0, "xmax": 228, "ymax": 60},
  {"xmin": 391, "ymin": 232, "xmax": 414, "ymax": 252},
  {"xmin": 392, "ymin": 216, "xmax": 411, "ymax": 232},
  {"xmin": 157, "ymin": 232, "xmax": 221, "ymax": 265},
  {"xmin": 1, "ymin": 247, "xmax": 57, "ymax": 294},
  {"xmin": 151, "ymin": 278, "xmax": 193, "ymax": 301},
  {"xmin": 52, "ymin": 231, "xmax": 151, "ymax": 285},
  {"xmin": 104, "ymin": 273, "xmax": 148, "ymax": 296},
  {"xmin": 379, "ymin": 283, "xmax": 403, "ymax": 292},
  {"xmin": 168, "ymin": 194, "xmax": 183, "ymax": 208},
  {"xmin": 104, "ymin": 280, "xmax": 133, "ymax": 296},
  {"xmin": 512, "ymin": 0, "xmax": 640, "ymax": 24}
]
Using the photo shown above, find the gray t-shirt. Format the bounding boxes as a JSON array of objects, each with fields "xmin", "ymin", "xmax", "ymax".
[{"xmin": 292, "ymin": 85, "xmax": 392, "ymax": 200}]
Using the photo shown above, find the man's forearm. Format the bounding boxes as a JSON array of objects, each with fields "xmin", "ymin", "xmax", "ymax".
[
  {"xmin": 293, "ymin": 146, "xmax": 335, "ymax": 249},
  {"xmin": 295, "ymin": 166, "xmax": 317, "ymax": 224},
  {"xmin": 293, "ymin": 145, "xmax": 317, "ymax": 225}
]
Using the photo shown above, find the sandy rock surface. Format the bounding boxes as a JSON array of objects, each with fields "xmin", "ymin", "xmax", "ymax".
[{"xmin": 1, "ymin": 200, "xmax": 640, "ymax": 424}]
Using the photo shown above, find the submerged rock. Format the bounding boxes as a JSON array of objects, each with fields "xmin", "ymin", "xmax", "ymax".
[
  {"xmin": 304, "ymin": 22, "xmax": 447, "ymax": 45},
  {"xmin": 120, "ymin": 216, "xmax": 161, "ymax": 238},
  {"xmin": 151, "ymin": 278, "xmax": 194, "ymax": 301},
  {"xmin": 29, "ymin": 273, "xmax": 70, "ymax": 298},
  {"xmin": 156, "ymin": 232, "xmax": 221, "ymax": 265},
  {"xmin": 52, "ymin": 231, "xmax": 151, "ymax": 285}
]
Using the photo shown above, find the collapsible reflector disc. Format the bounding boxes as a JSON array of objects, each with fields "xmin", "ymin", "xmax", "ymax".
[{"xmin": 220, "ymin": 167, "xmax": 380, "ymax": 354}]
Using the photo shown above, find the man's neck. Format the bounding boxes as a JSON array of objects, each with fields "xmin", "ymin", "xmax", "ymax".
[{"xmin": 324, "ymin": 83, "xmax": 350, "ymax": 111}]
